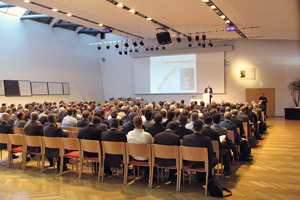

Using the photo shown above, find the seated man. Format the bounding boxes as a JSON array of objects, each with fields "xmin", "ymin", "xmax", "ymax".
[
  {"xmin": 76, "ymin": 110, "xmax": 90, "ymax": 128},
  {"xmin": 175, "ymin": 115, "xmax": 193, "ymax": 139},
  {"xmin": 146, "ymin": 113, "xmax": 166, "ymax": 137},
  {"xmin": 154, "ymin": 121, "xmax": 180, "ymax": 181},
  {"xmin": 101, "ymin": 119, "xmax": 127, "ymax": 175},
  {"xmin": 183, "ymin": 120, "xmax": 218, "ymax": 179},
  {"xmin": 62, "ymin": 108, "xmax": 77, "ymax": 127},
  {"xmin": 14, "ymin": 111, "xmax": 26, "ymax": 128},
  {"xmin": 0, "ymin": 113, "xmax": 18, "ymax": 159},
  {"xmin": 121, "ymin": 112, "xmax": 138, "ymax": 134},
  {"xmin": 185, "ymin": 112, "xmax": 199, "ymax": 130},
  {"xmin": 44, "ymin": 114, "xmax": 69, "ymax": 169}
]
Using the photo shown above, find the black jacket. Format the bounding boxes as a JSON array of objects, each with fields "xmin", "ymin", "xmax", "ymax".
[{"xmin": 175, "ymin": 126, "xmax": 193, "ymax": 139}]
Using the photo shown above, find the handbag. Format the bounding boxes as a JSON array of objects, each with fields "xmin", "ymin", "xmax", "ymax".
[{"xmin": 208, "ymin": 177, "xmax": 232, "ymax": 197}]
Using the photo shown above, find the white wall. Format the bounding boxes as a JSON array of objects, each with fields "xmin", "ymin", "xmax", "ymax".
[
  {"xmin": 99, "ymin": 35, "xmax": 300, "ymax": 116},
  {"xmin": 0, "ymin": 14, "xmax": 105, "ymax": 105}
]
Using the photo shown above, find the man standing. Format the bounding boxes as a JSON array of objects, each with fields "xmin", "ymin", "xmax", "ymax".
[
  {"xmin": 204, "ymin": 84, "xmax": 213, "ymax": 103},
  {"xmin": 259, "ymin": 92, "xmax": 268, "ymax": 115}
]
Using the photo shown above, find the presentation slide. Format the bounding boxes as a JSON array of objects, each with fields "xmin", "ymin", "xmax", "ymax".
[{"xmin": 150, "ymin": 54, "xmax": 196, "ymax": 93}]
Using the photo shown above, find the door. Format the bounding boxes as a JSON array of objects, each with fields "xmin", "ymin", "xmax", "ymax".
[{"xmin": 246, "ymin": 88, "xmax": 275, "ymax": 116}]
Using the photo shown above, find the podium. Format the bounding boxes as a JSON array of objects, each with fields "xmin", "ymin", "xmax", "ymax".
[{"xmin": 203, "ymin": 92, "xmax": 211, "ymax": 106}]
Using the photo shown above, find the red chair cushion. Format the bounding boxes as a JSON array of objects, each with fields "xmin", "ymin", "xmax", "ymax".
[
  {"xmin": 11, "ymin": 146, "xmax": 23, "ymax": 152},
  {"xmin": 129, "ymin": 160, "xmax": 149, "ymax": 165},
  {"xmin": 83, "ymin": 157, "xmax": 99, "ymax": 161},
  {"xmin": 65, "ymin": 151, "xmax": 79, "ymax": 158}
]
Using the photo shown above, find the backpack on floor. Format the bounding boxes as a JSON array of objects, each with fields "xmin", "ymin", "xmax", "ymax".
[{"xmin": 208, "ymin": 177, "xmax": 232, "ymax": 197}]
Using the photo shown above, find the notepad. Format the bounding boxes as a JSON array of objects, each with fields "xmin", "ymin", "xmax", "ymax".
[{"xmin": 219, "ymin": 135, "xmax": 226, "ymax": 143}]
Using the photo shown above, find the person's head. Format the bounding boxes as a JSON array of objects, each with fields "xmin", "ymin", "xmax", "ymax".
[
  {"xmin": 30, "ymin": 112, "xmax": 39, "ymax": 121},
  {"xmin": 133, "ymin": 115, "xmax": 143, "ymax": 129},
  {"xmin": 154, "ymin": 113, "xmax": 163, "ymax": 124},
  {"xmin": 193, "ymin": 120, "xmax": 203, "ymax": 132},
  {"xmin": 262, "ymin": 93, "xmax": 265, "ymax": 97},
  {"xmin": 160, "ymin": 109, "xmax": 167, "ymax": 118},
  {"xmin": 110, "ymin": 110, "xmax": 118, "ymax": 119},
  {"xmin": 82, "ymin": 110, "xmax": 90, "ymax": 119},
  {"xmin": 24, "ymin": 109, "xmax": 29, "ymax": 116},
  {"xmin": 224, "ymin": 112, "xmax": 232, "ymax": 120},
  {"xmin": 212, "ymin": 113, "xmax": 221, "ymax": 124},
  {"xmin": 44, "ymin": 109, "xmax": 50, "ymax": 116},
  {"xmin": 1, "ymin": 113, "xmax": 10, "ymax": 122},
  {"xmin": 167, "ymin": 121, "xmax": 178, "ymax": 132},
  {"xmin": 129, "ymin": 112, "xmax": 138, "ymax": 121},
  {"xmin": 206, "ymin": 84, "xmax": 210, "ymax": 88},
  {"xmin": 0, "ymin": 106, "xmax": 6, "ymax": 113},
  {"xmin": 91, "ymin": 116, "xmax": 101, "ymax": 126},
  {"xmin": 191, "ymin": 112, "xmax": 199, "ymax": 122},
  {"xmin": 231, "ymin": 109, "xmax": 238, "ymax": 116},
  {"xmin": 145, "ymin": 109, "xmax": 152, "ymax": 121},
  {"xmin": 17, "ymin": 111, "xmax": 25, "ymax": 120},
  {"xmin": 179, "ymin": 115, "xmax": 188, "ymax": 126},
  {"xmin": 48, "ymin": 114, "xmax": 58, "ymax": 124},
  {"xmin": 67, "ymin": 108, "xmax": 74, "ymax": 116},
  {"xmin": 6, "ymin": 108, "xmax": 12, "ymax": 115},
  {"xmin": 167, "ymin": 110, "xmax": 175, "ymax": 120},
  {"xmin": 110, "ymin": 118, "xmax": 120, "ymax": 129},
  {"xmin": 239, "ymin": 106, "xmax": 246, "ymax": 113},
  {"xmin": 203, "ymin": 114, "xmax": 213, "ymax": 125}
]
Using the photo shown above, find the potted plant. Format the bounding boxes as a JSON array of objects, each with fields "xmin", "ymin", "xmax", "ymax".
[{"xmin": 288, "ymin": 78, "xmax": 300, "ymax": 107}]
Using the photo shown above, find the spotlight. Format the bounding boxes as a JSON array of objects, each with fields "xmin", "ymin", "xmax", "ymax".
[
  {"xmin": 146, "ymin": 48, "xmax": 149, "ymax": 51},
  {"xmin": 135, "ymin": 49, "xmax": 139, "ymax": 53},
  {"xmin": 202, "ymin": 34, "xmax": 206, "ymax": 40},
  {"xmin": 119, "ymin": 51, "xmax": 122, "ymax": 55},
  {"xmin": 198, "ymin": 42, "xmax": 201, "ymax": 46},
  {"xmin": 195, "ymin": 35, "xmax": 200, "ymax": 41},
  {"xmin": 176, "ymin": 37, "xmax": 181, "ymax": 43},
  {"xmin": 124, "ymin": 42, "xmax": 129, "ymax": 48},
  {"xmin": 124, "ymin": 51, "xmax": 128, "ymax": 55},
  {"xmin": 129, "ymin": 49, "xmax": 133, "ymax": 53},
  {"xmin": 133, "ymin": 41, "xmax": 138, "ymax": 46},
  {"xmin": 155, "ymin": 47, "xmax": 159, "ymax": 50},
  {"xmin": 188, "ymin": 36, "xmax": 192, "ymax": 42},
  {"xmin": 150, "ymin": 47, "xmax": 154, "ymax": 51},
  {"xmin": 188, "ymin": 43, "xmax": 192, "ymax": 47},
  {"xmin": 106, "ymin": 44, "xmax": 110, "ymax": 49},
  {"xmin": 208, "ymin": 41, "xmax": 213, "ymax": 47},
  {"xmin": 162, "ymin": 46, "xmax": 165, "ymax": 50},
  {"xmin": 202, "ymin": 43, "xmax": 206, "ymax": 48},
  {"xmin": 97, "ymin": 45, "xmax": 101, "ymax": 50},
  {"xmin": 139, "ymin": 41, "xmax": 144, "ymax": 46},
  {"xmin": 115, "ymin": 43, "xmax": 119, "ymax": 48}
]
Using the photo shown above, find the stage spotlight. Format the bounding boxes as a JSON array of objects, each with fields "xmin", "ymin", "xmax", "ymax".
[
  {"xmin": 124, "ymin": 42, "xmax": 129, "ymax": 47},
  {"xmin": 195, "ymin": 35, "xmax": 199, "ymax": 41},
  {"xmin": 106, "ymin": 44, "xmax": 110, "ymax": 49},
  {"xmin": 129, "ymin": 49, "xmax": 133, "ymax": 53},
  {"xmin": 115, "ymin": 43, "xmax": 119, "ymax": 48},
  {"xmin": 176, "ymin": 37, "xmax": 181, "ymax": 43},
  {"xmin": 139, "ymin": 41, "xmax": 144, "ymax": 46},
  {"xmin": 188, "ymin": 43, "xmax": 192, "ymax": 47},
  {"xmin": 188, "ymin": 36, "xmax": 192, "ymax": 42},
  {"xmin": 202, "ymin": 43, "xmax": 206, "ymax": 48},
  {"xmin": 155, "ymin": 47, "xmax": 159, "ymax": 50},
  {"xmin": 162, "ymin": 46, "xmax": 165, "ymax": 50},
  {"xmin": 202, "ymin": 34, "xmax": 206, "ymax": 40},
  {"xmin": 198, "ymin": 42, "xmax": 201, "ymax": 46},
  {"xmin": 133, "ymin": 41, "xmax": 138, "ymax": 46},
  {"xmin": 124, "ymin": 51, "xmax": 128, "ymax": 55},
  {"xmin": 97, "ymin": 45, "xmax": 101, "ymax": 50},
  {"xmin": 135, "ymin": 49, "xmax": 139, "ymax": 53},
  {"xmin": 119, "ymin": 51, "xmax": 122, "ymax": 55},
  {"xmin": 150, "ymin": 47, "xmax": 154, "ymax": 51},
  {"xmin": 146, "ymin": 48, "xmax": 149, "ymax": 51},
  {"xmin": 208, "ymin": 41, "xmax": 213, "ymax": 47}
]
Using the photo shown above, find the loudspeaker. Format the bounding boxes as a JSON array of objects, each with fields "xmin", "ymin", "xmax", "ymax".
[{"xmin": 156, "ymin": 32, "xmax": 172, "ymax": 45}]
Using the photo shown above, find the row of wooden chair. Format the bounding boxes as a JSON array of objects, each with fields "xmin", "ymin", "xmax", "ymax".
[{"xmin": 0, "ymin": 134, "xmax": 210, "ymax": 195}]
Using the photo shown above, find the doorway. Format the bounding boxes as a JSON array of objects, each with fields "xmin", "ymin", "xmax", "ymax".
[{"xmin": 246, "ymin": 88, "xmax": 275, "ymax": 116}]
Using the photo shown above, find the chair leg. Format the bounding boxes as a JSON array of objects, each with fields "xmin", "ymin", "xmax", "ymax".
[
  {"xmin": 176, "ymin": 168, "xmax": 181, "ymax": 192},
  {"xmin": 205, "ymin": 171, "xmax": 208, "ymax": 196},
  {"xmin": 22, "ymin": 152, "xmax": 26, "ymax": 171},
  {"xmin": 123, "ymin": 164, "xmax": 128, "ymax": 185},
  {"xmin": 161, "ymin": 168, "xmax": 163, "ymax": 182},
  {"xmin": 79, "ymin": 158, "xmax": 83, "ymax": 179},
  {"xmin": 0, "ymin": 149, "xmax": 2, "ymax": 160},
  {"xmin": 101, "ymin": 160, "xmax": 105, "ymax": 182},
  {"xmin": 189, "ymin": 171, "xmax": 192, "ymax": 185},
  {"xmin": 149, "ymin": 166, "xmax": 153, "ymax": 189},
  {"xmin": 157, "ymin": 167, "xmax": 159, "ymax": 185},
  {"xmin": 97, "ymin": 162, "xmax": 101, "ymax": 182},
  {"xmin": 41, "ymin": 153, "xmax": 45, "ymax": 173},
  {"xmin": 137, "ymin": 166, "xmax": 140, "ymax": 182},
  {"xmin": 60, "ymin": 156, "xmax": 64, "ymax": 176}
]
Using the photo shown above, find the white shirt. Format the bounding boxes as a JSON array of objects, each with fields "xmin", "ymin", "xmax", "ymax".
[
  {"xmin": 185, "ymin": 121, "xmax": 194, "ymax": 130},
  {"xmin": 127, "ymin": 128, "xmax": 153, "ymax": 161},
  {"xmin": 62, "ymin": 115, "xmax": 77, "ymax": 127}
]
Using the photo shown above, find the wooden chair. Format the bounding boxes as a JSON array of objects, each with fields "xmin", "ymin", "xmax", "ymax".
[
  {"xmin": 261, "ymin": 111, "xmax": 266, "ymax": 121},
  {"xmin": 73, "ymin": 127, "xmax": 81, "ymax": 132},
  {"xmin": 62, "ymin": 127, "xmax": 74, "ymax": 131},
  {"xmin": 23, "ymin": 135, "xmax": 44, "ymax": 171},
  {"xmin": 8, "ymin": 134, "xmax": 25, "ymax": 168},
  {"xmin": 151, "ymin": 144, "xmax": 180, "ymax": 191},
  {"xmin": 42, "ymin": 137, "xmax": 62, "ymax": 172},
  {"xmin": 14, "ymin": 128, "xmax": 24, "ymax": 135},
  {"xmin": 60, "ymin": 138, "xmax": 80, "ymax": 175},
  {"xmin": 227, "ymin": 130, "xmax": 238, "ymax": 163},
  {"xmin": 79, "ymin": 139, "xmax": 101, "ymax": 182},
  {"xmin": 211, "ymin": 140, "xmax": 220, "ymax": 179},
  {"xmin": 179, "ymin": 146, "xmax": 209, "ymax": 196},
  {"xmin": 124, "ymin": 143, "xmax": 151, "ymax": 187},
  {"xmin": 101, "ymin": 141, "xmax": 126, "ymax": 183},
  {"xmin": 0, "ymin": 133, "xmax": 9, "ymax": 166},
  {"xmin": 242, "ymin": 122, "xmax": 249, "ymax": 141},
  {"xmin": 69, "ymin": 131, "xmax": 79, "ymax": 138},
  {"xmin": 56, "ymin": 122, "xmax": 62, "ymax": 127}
]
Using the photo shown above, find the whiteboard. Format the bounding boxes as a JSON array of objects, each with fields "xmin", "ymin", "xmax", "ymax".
[
  {"xmin": 18, "ymin": 80, "xmax": 31, "ymax": 96},
  {"xmin": 31, "ymin": 82, "xmax": 48, "ymax": 95},
  {"xmin": 0, "ymin": 80, "xmax": 4, "ymax": 96},
  {"xmin": 63, "ymin": 83, "xmax": 70, "ymax": 95},
  {"xmin": 48, "ymin": 82, "xmax": 63, "ymax": 95}
]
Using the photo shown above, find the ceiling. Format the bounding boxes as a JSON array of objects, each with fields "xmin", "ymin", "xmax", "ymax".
[{"xmin": 2, "ymin": 0, "xmax": 300, "ymax": 41}]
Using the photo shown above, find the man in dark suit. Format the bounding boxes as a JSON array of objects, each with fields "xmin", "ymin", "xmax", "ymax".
[
  {"xmin": 161, "ymin": 110, "xmax": 175, "ymax": 128},
  {"xmin": 0, "ymin": 113, "xmax": 18, "ymax": 159},
  {"xmin": 76, "ymin": 110, "xmax": 90, "ymax": 128},
  {"xmin": 101, "ymin": 119, "xmax": 127, "ymax": 174},
  {"xmin": 231, "ymin": 109, "xmax": 245, "ymax": 137},
  {"xmin": 38, "ymin": 110, "xmax": 50, "ymax": 125},
  {"xmin": 78, "ymin": 116, "xmax": 102, "ymax": 142},
  {"xmin": 24, "ymin": 112, "xmax": 44, "ymax": 136},
  {"xmin": 146, "ymin": 113, "xmax": 166, "ymax": 137},
  {"xmin": 121, "ymin": 112, "xmax": 138, "ymax": 134},
  {"xmin": 14, "ymin": 111, "xmax": 26, "ymax": 128},
  {"xmin": 44, "ymin": 114, "xmax": 69, "ymax": 169},
  {"xmin": 183, "ymin": 120, "xmax": 218, "ymax": 174},
  {"xmin": 174, "ymin": 115, "xmax": 193, "ymax": 139},
  {"xmin": 154, "ymin": 121, "xmax": 180, "ymax": 181},
  {"xmin": 204, "ymin": 84, "xmax": 213, "ymax": 103}
]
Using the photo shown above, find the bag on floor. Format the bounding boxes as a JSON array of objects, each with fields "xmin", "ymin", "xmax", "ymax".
[
  {"xmin": 208, "ymin": 177, "xmax": 232, "ymax": 197},
  {"xmin": 248, "ymin": 136, "xmax": 256, "ymax": 148}
]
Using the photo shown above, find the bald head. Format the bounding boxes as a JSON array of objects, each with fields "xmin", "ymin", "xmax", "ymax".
[
  {"xmin": 224, "ymin": 112, "xmax": 232, "ymax": 120},
  {"xmin": 1, "ymin": 113, "xmax": 10, "ymax": 122}
]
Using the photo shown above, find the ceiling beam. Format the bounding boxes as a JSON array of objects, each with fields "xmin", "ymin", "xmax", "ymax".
[
  {"xmin": 78, "ymin": 30, "xmax": 104, "ymax": 34},
  {"xmin": 21, "ymin": 14, "xmax": 51, "ymax": 20},
  {"xmin": 53, "ymin": 23, "xmax": 83, "ymax": 28},
  {"xmin": 0, "ymin": 3, "xmax": 15, "ymax": 8}
]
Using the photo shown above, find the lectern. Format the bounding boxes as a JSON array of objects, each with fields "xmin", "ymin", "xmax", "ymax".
[{"xmin": 203, "ymin": 92, "xmax": 211, "ymax": 106}]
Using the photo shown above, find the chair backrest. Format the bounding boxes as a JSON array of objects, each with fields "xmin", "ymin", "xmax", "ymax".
[
  {"xmin": 62, "ymin": 127, "xmax": 74, "ymax": 131},
  {"xmin": 101, "ymin": 141, "xmax": 126, "ymax": 155},
  {"xmin": 179, "ymin": 146, "xmax": 208, "ymax": 170},
  {"xmin": 151, "ymin": 144, "xmax": 179, "ymax": 167},
  {"xmin": 42, "ymin": 137, "xmax": 62, "ymax": 149},
  {"xmin": 73, "ymin": 127, "xmax": 81, "ymax": 132},
  {"xmin": 242, "ymin": 122, "xmax": 249, "ymax": 140},
  {"xmin": 81, "ymin": 139, "xmax": 101, "ymax": 154},
  {"xmin": 227, "ymin": 130, "xmax": 235, "ymax": 145},
  {"xmin": 9, "ymin": 134, "xmax": 24, "ymax": 146},
  {"xmin": 211, "ymin": 140, "xmax": 219, "ymax": 159},
  {"xmin": 126, "ymin": 143, "xmax": 151, "ymax": 161},
  {"xmin": 61, "ymin": 138, "xmax": 80, "ymax": 157},
  {"xmin": 14, "ymin": 128, "xmax": 25, "ymax": 135},
  {"xmin": 56, "ymin": 122, "xmax": 62, "ymax": 127},
  {"xmin": 25, "ymin": 135, "xmax": 43, "ymax": 147},
  {"xmin": 0, "ymin": 133, "xmax": 9, "ymax": 144},
  {"xmin": 70, "ymin": 131, "xmax": 79, "ymax": 138},
  {"xmin": 261, "ymin": 111, "xmax": 265, "ymax": 121}
]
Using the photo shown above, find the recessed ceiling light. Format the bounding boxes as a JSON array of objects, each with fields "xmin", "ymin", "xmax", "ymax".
[
  {"xmin": 220, "ymin": 15, "xmax": 225, "ymax": 19},
  {"xmin": 98, "ymin": 23, "xmax": 103, "ymax": 26},
  {"xmin": 210, "ymin": 5, "xmax": 216, "ymax": 9},
  {"xmin": 225, "ymin": 20, "xmax": 231, "ymax": 23},
  {"xmin": 24, "ymin": 0, "xmax": 30, "ymax": 3},
  {"xmin": 66, "ymin": 13, "xmax": 72, "ymax": 17},
  {"xmin": 117, "ymin": 3, "xmax": 123, "ymax": 8},
  {"xmin": 146, "ymin": 17, "xmax": 152, "ymax": 21},
  {"xmin": 129, "ymin": 9, "xmax": 136, "ymax": 14},
  {"xmin": 202, "ymin": 0, "xmax": 209, "ymax": 2},
  {"xmin": 52, "ymin": 8, "xmax": 58, "ymax": 12}
]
